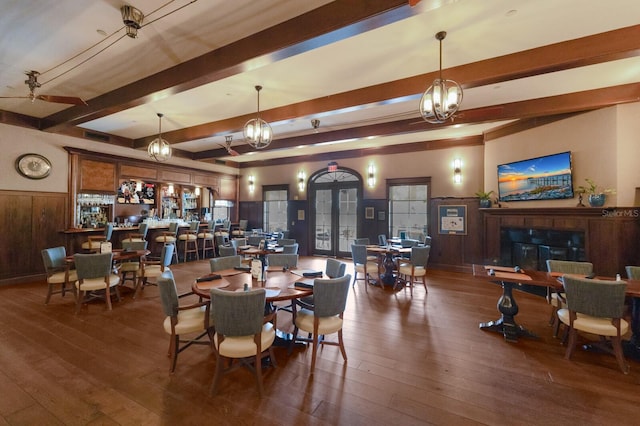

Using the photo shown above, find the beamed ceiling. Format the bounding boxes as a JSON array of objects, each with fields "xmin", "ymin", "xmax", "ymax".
[{"xmin": 1, "ymin": 0, "xmax": 640, "ymax": 171}]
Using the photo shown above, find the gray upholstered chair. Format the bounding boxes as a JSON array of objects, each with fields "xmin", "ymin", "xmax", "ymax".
[
  {"xmin": 122, "ymin": 223, "xmax": 149, "ymax": 243},
  {"xmin": 135, "ymin": 243, "xmax": 173, "ymax": 299},
  {"xmin": 557, "ymin": 275, "xmax": 629, "ymax": 374},
  {"xmin": 546, "ymin": 260, "xmax": 594, "ymax": 337},
  {"xmin": 247, "ymin": 235, "xmax": 263, "ymax": 247},
  {"xmin": 231, "ymin": 219, "xmax": 248, "ymax": 237},
  {"xmin": 73, "ymin": 252, "xmax": 120, "ymax": 313},
  {"xmin": 209, "ymin": 287, "xmax": 276, "ymax": 396},
  {"xmin": 282, "ymin": 243, "xmax": 299, "ymax": 254},
  {"xmin": 395, "ymin": 245, "xmax": 430, "ymax": 296},
  {"xmin": 81, "ymin": 223, "xmax": 114, "ymax": 251},
  {"xmin": 626, "ymin": 265, "xmax": 640, "ymax": 281},
  {"xmin": 378, "ymin": 234, "xmax": 388, "ymax": 246},
  {"xmin": 298, "ymin": 258, "xmax": 347, "ymax": 310},
  {"xmin": 354, "ymin": 238, "xmax": 369, "ymax": 245},
  {"xmin": 178, "ymin": 221, "xmax": 200, "ymax": 262},
  {"xmin": 210, "ymin": 255, "xmax": 242, "ymax": 272},
  {"xmin": 276, "ymin": 238, "xmax": 296, "ymax": 247},
  {"xmin": 218, "ymin": 245, "xmax": 237, "ymax": 257},
  {"xmin": 158, "ymin": 271, "xmax": 213, "ymax": 373},
  {"xmin": 155, "ymin": 222, "xmax": 179, "ymax": 264},
  {"xmin": 291, "ymin": 274, "xmax": 351, "ymax": 373},
  {"xmin": 266, "ymin": 253, "xmax": 298, "ymax": 268},
  {"xmin": 41, "ymin": 246, "xmax": 77, "ymax": 304},
  {"xmin": 119, "ymin": 240, "xmax": 148, "ymax": 289},
  {"xmin": 231, "ymin": 238, "xmax": 247, "ymax": 250},
  {"xmin": 351, "ymin": 244, "xmax": 377, "ymax": 292},
  {"xmin": 197, "ymin": 220, "xmax": 215, "ymax": 259}
]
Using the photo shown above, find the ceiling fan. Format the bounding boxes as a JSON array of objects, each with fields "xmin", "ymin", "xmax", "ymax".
[
  {"xmin": 0, "ymin": 71, "xmax": 87, "ymax": 105},
  {"xmin": 218, "ymin": 135, "xmax": 240, "ymax": 156}
]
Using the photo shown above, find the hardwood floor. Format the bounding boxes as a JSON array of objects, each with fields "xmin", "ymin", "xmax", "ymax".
[{"xmin": 2, "ymin": 256, "xmax": 640, "ymax": 425}]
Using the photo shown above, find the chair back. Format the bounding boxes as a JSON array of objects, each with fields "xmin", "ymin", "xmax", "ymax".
[
  {"xmin": 188, "ymin": 221, "xmax": 200, "ymax": 231},
  {"xmin": 423, "ymin": 236, "xmax": 432, "ymax": 246},
  {"xmin": 104, "ymin": 223, "xmax": 114, "ymax": 241},
  {"xmin": 210, "ymin": 255, "xmax": 242, "ymax": 272},
  {"xmin": 157, "ymin": 270, "xmax": 179, "ymax": 317},
  {"xmin": 74, "ymin": 253, "xmax": 113, "ymax": 280},
  {"xmin": 160, "ymin": 244, "xmax": 175, "ymax": 267},
  {"xmin": 215, "ymin": 235, "xmax": 229, "ymax": 247},
  {"xmin": 231, "ymin": 238, "xmax": 247, "ymax": 249},
  {"xmin": 277, "ymin": 238, "xmax": 296, "ymax": 247},
  {"xmin": 351, "ymin": 244, "xmax": 368, "ymax": 265},
  {"xmin": 209, "ymin": 288, "xmax": 266, "ymax": 336},
  {"xmin": 546, "ymin": 260, "xmax": 593, "ymax": 275},
  {"xmin": 218, "ymin": 246, "xmax": 237, "ymax": 257},
  {"xmin": 122, "ymin": 240, "xmax": 148, "ymax": 251},
  {"xmin": 401, "ymin": 239, "xmax": 419, "ymax": 248},
  {"xmin": 410, "ymin": 246, "xmax": 431, "ymax": 267},
  {"xmin": 138, "ymin": 222, "xmax": 149, "ymax": 239},
  {"xmin": 562, "ymin": 275, "xmax": 627, "ymax": 318},
  {"xmin": 267, "ymin": 253, "xmax": 298, "ymax": 268},
  {"xmin": 626, "ymin": 266, "xmax": 640, "ymax": 280},
  {"xmin": 312, "ymin": 275, "xmax": 351, "ymax": 317},
  {"xmin": 282, "ymin": 243, "xmax": 299, "ymax": 254},
  {"xmin": 238, "ymin": 219, "xmax": 248, "ymax": 231},
  {"xmin": 354, "ymin": 238, "xmax": 370, "ymax": 245},
  {"xmin": 42, "ymin": 246, "xmax": 67, "ymax": 271},
  {"xmin": 326, "ymin": 258, "xmax": 347, "ymax": 278},
  {"xmin": 247, "ymin": 235, "xmax": 262, "ymax": 246},
  {"xmin": 168, "ymin": 222, "xmax": 179, "ymax": 236},
  {"xmin": 378, "ymin": 234, "xmax": 387, "ymax": 246}
]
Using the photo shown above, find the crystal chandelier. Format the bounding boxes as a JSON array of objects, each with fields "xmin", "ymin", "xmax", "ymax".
[
  {"xmin": 244, "ymin": 85, "xmax": 273, "ymax": 149},
  {"xmin": 148, "ymin": 113, "xmax": 172, "ymax": 162},
  {"xmin": 419, "ymin": 31, "xmax": 463, "ymax": 124}
]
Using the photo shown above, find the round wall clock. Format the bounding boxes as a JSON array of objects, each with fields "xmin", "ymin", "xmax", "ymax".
[{"xmin": 15, "ymin": 153, "xmax": 52, "ymax": 179}]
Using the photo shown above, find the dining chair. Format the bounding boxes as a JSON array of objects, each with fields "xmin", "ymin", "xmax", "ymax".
[
  {"xmin": 247, "ymin": 235, "xmax": 262, "ymax": 247},
  {"xmin": 231, "ymin": 219, "xmax": 248, "ymax": 237},
  {"xmin": 134, "ymin": 243, "xmax": 174, "ymax": 299},
  {"xmin": 119, "ymin": 240, "xmax": 148, "ymax": 290},
  {"xmin": 298, "ymin": 259, "xmax": 347, "ymax": 310},
  {"xmin": 291, "ymin": 274, "xmax": 351, "ymax": 373},
  {"xmin": 378, "ymin": 234, "xmax": 388, "ymax": 246},
  {"xmin": 231, "ymin": 238, "xmax": 247, "ymax": 250},
  {"xmin": 395, "ymin": 245, "xmax": 430, "ymax": 296},
  {"xmin": 209, "ymin": 287, "xmax": 277, "ymax": 396},
  {"xmin": 546, "ymin": 260, "xmax": 594, "ymax": 337},
  {"xmin": 209, "ymin": 255, "xmax": 242, "ymax": 272},
  {"xmin": 73, "ymin": 252, "xmax": 121, "ymax": 313},
  {"xmin": 351, "ymin": 244, "xmax": 377, "ymax": 293},
  {"xmin": 281, "ymin": 243, "xmax": 299, "ymax": 254},
  {"xmin": 218, "ymin": 245, "xmax": 237, "ymax": 257},
  {"xmin": 276, "ymin": 238, "xmax": 296, "ymax": 247},
  {"xmin": 197, "ymin": 220, "xmax": 215, "ymax": 259},
  {"xmin": 266, "ymin": 253, "xmax": 298, "ymax": 269},
  {"xmin": 158, "ymin": 270, "xmax": 213, "ymax": 373},
  {"xmin": 354, "ymin": 238, "xmax": 369, "ymax": 245},
  {"xmin": 41, "ymin": 246, "xmax": 78, "ymax": 304},
  {"xmin": 557, "ymin": 275, "xmax": 629, "ymax": 374}
]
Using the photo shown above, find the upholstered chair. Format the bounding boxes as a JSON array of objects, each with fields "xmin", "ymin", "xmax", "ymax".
[
  {"xmin": 282, "ymin": 243, "xmax": 299, "ymax": 254},
  {"xmin": 154, "ymin": 221, "xmax": 179, "ymax": 264},
  {"xmin": 41, "ymin": 246, "xmax": 78, "ymax": 304},
  {"xmin": 210, "ymin": 255, "xmax": 242, "ymax": 272},
  {"xmin": 178, "ymin": 221, "xmax": 200, "ymax": 262},
  {"xmin": 546, "ymin": 260, "xmax": 594, "ymax": 337},
  {"xmin": 231, "ymin": 219, "xmax": 248, "ymax": 237},
  {"xmin": 266, "ymin": 254, "xmax": 299, "ymax": 269},
  {"xmin": 218, "ymin": 245, "xmax": 237, "ymax": 257},
  {"xmin": 395, "ymin": 245, "xmax": 430, "ymax": 296},
  {"xmin": 119, "ymin": 240, "xmax": 148, "ymax": 290},
  {"xmin": 197, "ymin": 220, "xmax": 215, "ymax": 259},
  {"xmin": 73, "ymin": 252, "xmax": 120, "ymax": 313},
  {"xmin": 135, "ymin": 243, "xmax": 174, "ymax": 299},
  {"xmin": 350, "ymin": 244, "xmax": 378, "ymax": 292},
  {"xmin": 81, "ymin": 223, "xmax": 114, "ymax": 252}
]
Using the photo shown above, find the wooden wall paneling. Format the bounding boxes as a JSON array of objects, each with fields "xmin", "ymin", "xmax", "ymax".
[
  {"xmin": 238, "ymin": 201, "xmax": 262, "ymax": 232},
  {"xmin": 483, "ymin": 214, "xmax": 502, "ymax": 263},
  {"xmin": 524, "ymin": 216, "xmax": 553, "ymax": 229},
  {"xmin": 361, "ymin": 199, "xmax": 388, "ymax": 243},
  {"xmin": 429, "ymin": 198, "xmax": 479, "ymax": 272},
  {"xmin": 119, "ymin": 164, "xmax": 157, "ymax": 180},
  {"xmin": 79, "ymin": 159, "xmax": 116, "ymax": 192},
  {"xmin": 218, "ymin": 177, "xmax": 237, "ymax": 200},
  {"xmin": 193, "ymin": 173, "xmax": 218, "ymax": 188},
  {"xmin": 159, "ymin": 170, "xmax": 191, "ymax": 185},
  {"xmin": 0, "ymin": 194, "xmax": 33, "ymax": 280},
  {"xmin": 586, "ymin": 219, "xmax": 619, "ymax": 275},
  {"xmin": 553, "ymin": 217, "xmax": 588, "ymax": 230},
  {"xmin": 32, "ymin": 194, "xmax": 67, "ymax": 273},
  {"xmin": 288, "ymin": 200, "xmax": 307, "ymax": 255}
]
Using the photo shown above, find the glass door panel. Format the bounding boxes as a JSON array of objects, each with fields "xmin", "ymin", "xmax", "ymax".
[
  {"xmin": 338, "ymin": 188, "xmax": 357, "ymax": 253},
  {"xmin": 314, "ymin": 189, "xmax": 332, "ymax": 252}
]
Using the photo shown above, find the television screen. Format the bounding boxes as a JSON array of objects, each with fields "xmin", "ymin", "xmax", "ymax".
[
  {"xmin": 497, "ymin": 151, "xmax": 574, "ymax": 202},
  {"xmin": 117, "ymin": 180, "xmax": 156, "ymax": 204}
]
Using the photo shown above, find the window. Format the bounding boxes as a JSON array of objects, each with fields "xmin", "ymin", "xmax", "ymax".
[
  {"xmin": 388, "ymin": 179, "xmax": 430, "ymax": 240},
  {"xmin": 212, "ymin": 199, "xmax": 233, "ymax": 222},
  {"xmin": 263, "ymin": 186, "xmax": 288, "ymax": 234}
]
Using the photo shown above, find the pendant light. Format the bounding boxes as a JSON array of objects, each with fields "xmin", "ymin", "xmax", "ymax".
[
  {"xmin": 148, "ymin": 113, "xmax": 172, "ymax": 162},
  {"xmin": 419, "ymin": 31, "xmax": 463, "ymax": 124},
  {"xmin": 244, "ymin": 85, "xmax": 273, "ymax": 149}
]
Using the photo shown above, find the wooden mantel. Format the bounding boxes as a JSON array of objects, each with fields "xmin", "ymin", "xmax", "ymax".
[{"xmin": 482, "ymin": 207, "xmax": 640, "ymax": 276}]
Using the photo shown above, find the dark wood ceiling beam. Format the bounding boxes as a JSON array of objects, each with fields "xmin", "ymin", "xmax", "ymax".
[
  {"xmin": 140, "ymin": 24, "xmax": 640, "ymax": 147},
  {"xmin": 40, "ymin": 0, "xmax": 411, "ymax": 132}
]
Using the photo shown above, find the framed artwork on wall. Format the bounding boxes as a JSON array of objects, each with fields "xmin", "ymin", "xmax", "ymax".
[
  {"xmin": 365, "ymin": 207, "xmax": 374, "ymax": 219},
  {"xmin": 438, "ymin": 205, "xmax": 467, "ymax": 235}
]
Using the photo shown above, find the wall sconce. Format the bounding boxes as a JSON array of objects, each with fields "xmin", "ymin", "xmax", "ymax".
[
  {"xmin": 297, "ymin": 170, "xmax": 306, "ymax": 192},
  {"xmin": 194, "ymin": 187, "xmax": 201, "ymax": 196},
  {"xmin": 367, "ymin": 163, "xmax": 376, "ymax": 188},
  {"xmin": 248, "ymin": 175, "xmax": 255, "ymax": 193},
  {"xmin": 453, "ymin": 158, "xmax": 462, "ymax": 184}
]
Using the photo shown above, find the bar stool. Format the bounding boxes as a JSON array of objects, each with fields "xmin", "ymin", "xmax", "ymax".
[
  {"xmin": 81, "ymin": 223, "xmax": 114, "ymax": 252},
  {"xmin": 154, "ymin": 222, "xmax": 179, "ymax": 264},
  {"xmin": 178, "ymin": 221, "xmax": 199, "ymax": 262},
  {"xmin": 197, "ymin": 220, "xmax": 215, "ymax": 259}
]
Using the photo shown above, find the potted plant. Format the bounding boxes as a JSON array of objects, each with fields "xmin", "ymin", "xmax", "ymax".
[
  {"xmin": 577, "ymin": 178, "xmax": 615, "ymax": 207},
  {"xmin": 475, "ymin": 190, "xmax": 494, "ymax": 208}
]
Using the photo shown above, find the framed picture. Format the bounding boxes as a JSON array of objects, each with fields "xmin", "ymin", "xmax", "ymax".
[
  {"xmin": 438, "ymin": 205, "xmax": 467, "ymax": 235},
  {"xmin": 378, "ymin": 211, "xmax": 385, "ymax": 221},
  {"xmin": 365, "ymin": 207, "xmax": 375, "ymax": 219},
  {"xmin": 297, "ymin": 209, "xmax": 305, "ymax": 221}
]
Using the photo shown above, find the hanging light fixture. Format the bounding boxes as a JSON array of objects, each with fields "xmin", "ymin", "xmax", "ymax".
[
  {"xmin": 419, "ymin": 31, "xmax": 463, "ymax": 124},
  {"xmin": 148, "ymin": 113, "xmax": 172, "ymax": 162},
  {"xmin": 244, "ymin": 85, "xmax": 273, "ymax": 149}
]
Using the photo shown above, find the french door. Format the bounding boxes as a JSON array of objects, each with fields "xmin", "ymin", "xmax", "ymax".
[{"xmin": 310, "ymin": 168, "xmax": 361, "ymax": 258}]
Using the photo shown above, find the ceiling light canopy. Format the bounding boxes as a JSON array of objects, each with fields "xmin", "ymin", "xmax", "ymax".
[
  {"xmin": 148, "ymin": 113, "xmax": 171, "ymax": 162},
  {"xmin": 121, "ymin": 5, "xmax": 144, "ymax": 39},
  {"xmin": 244, "ymin": 85, "xmax": 272, "ymax": 149},
  {"xmin": 419, "ymin": 31, "xmax": 463, "ymax": 124}
]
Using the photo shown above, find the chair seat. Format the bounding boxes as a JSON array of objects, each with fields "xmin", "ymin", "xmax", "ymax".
[
  {"xmin": 398, "ymin": 264, "xmax": 426, "ymax": 276},
  {"xmin": 178, "ymin": 234, "xmax": 198, "ymax": 241},
  {"xmin": 215, "ymin": 323, "xmax": 275, "ymax": 358},
  {"xmin": 163, "ymin": 305, "xmax": 207, "ymax": 335},
  {"xmin": 156, "ymin": 236, "xmax": 177, "ymax": 243},
  {"xmin": 76, "ymin": 274, "xmax": 120, "ymax": 291},
  {"xmin": 139, "ymin": 265, "xmax": 170, "ymax": 279},
  {"xmin": 295, "ymin": 309, "xmax": 343, "ymax": 335},
  {"xmin": 198, "ymin": 232, "xmax": 213, "ymax": 239},
  {"xmin": 557, "ymin": 308, "xmax": 630, "ymax": 336},
  {"xmin": 550, "ymin": 292, "xmax": 565, "ymax": 308},
  {"xmin": 48, "ymin": 269, "xmax": 78, "ymax": 284},
  {"xmin": 119, "ymin": 262, "xmax": 140, "ymax": 272},
  {"xmin": 81, "ymin": 241, "xmax": 102, "ymax": 250},
  {"xmin": 355, "ymin": 262, "xmax": 378, "ymax": 273}
]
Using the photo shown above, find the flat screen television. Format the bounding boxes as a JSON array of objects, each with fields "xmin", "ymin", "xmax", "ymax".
[{"xmin": 497, "ymin": 151, "xmax": 574, "ymax": 202}]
